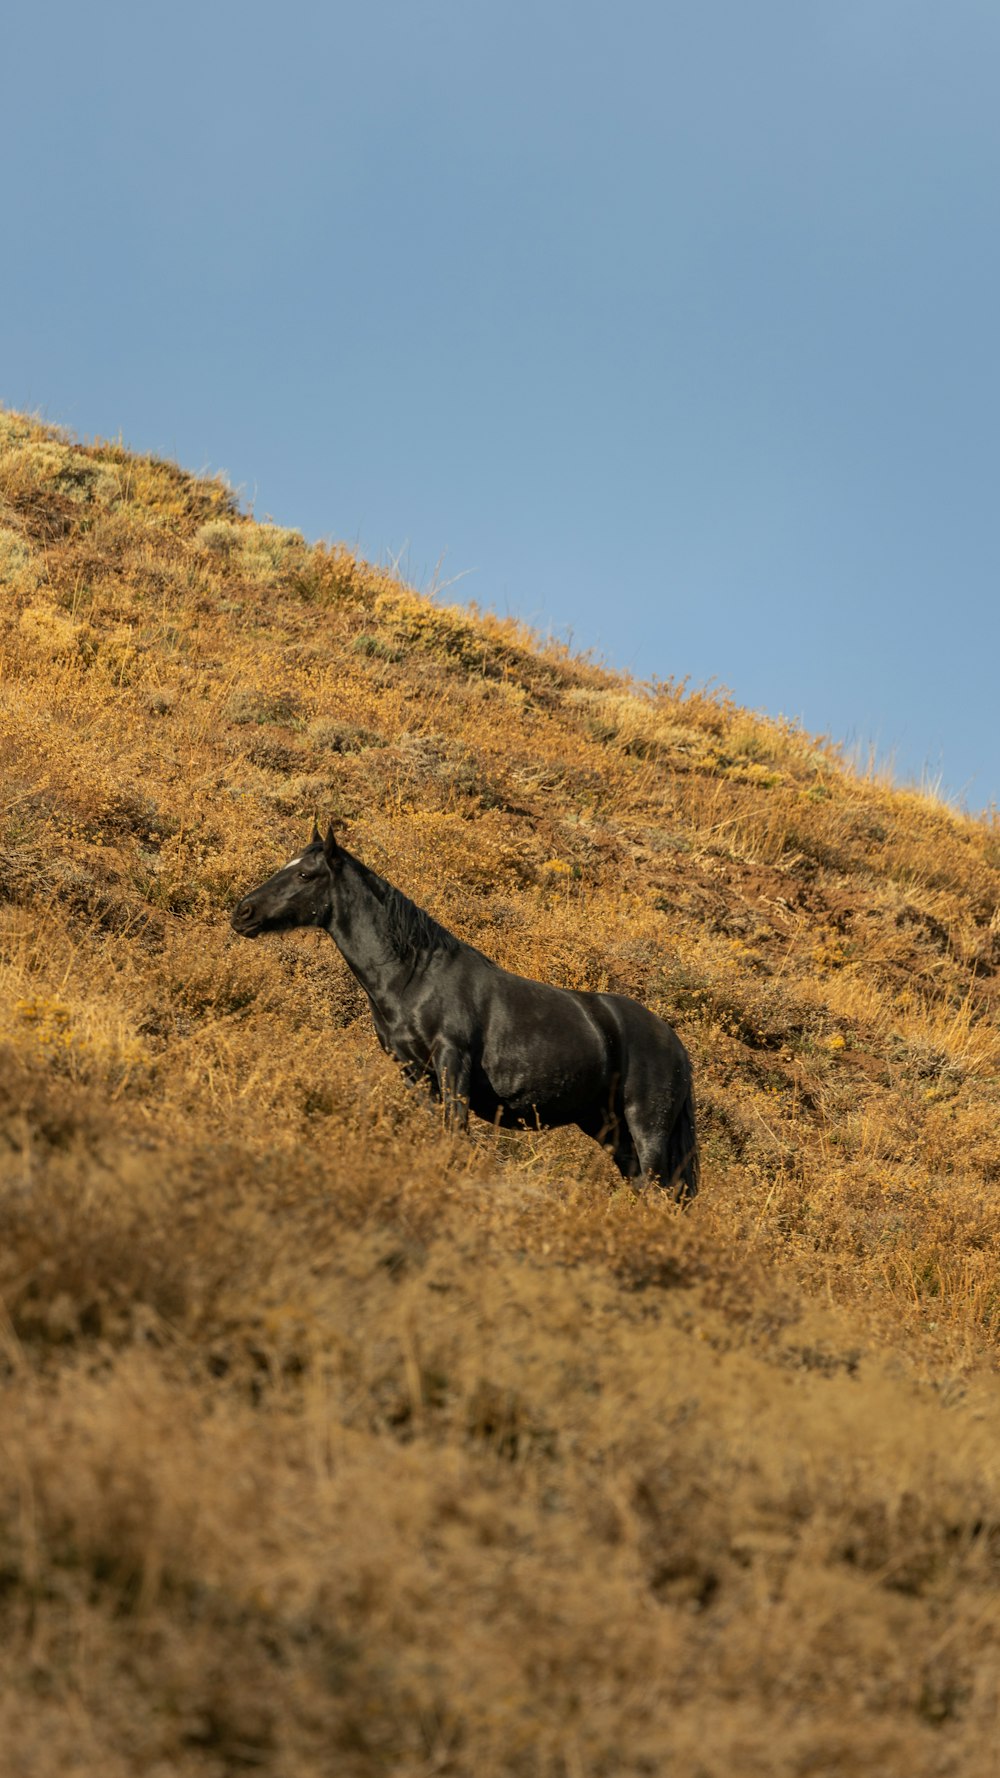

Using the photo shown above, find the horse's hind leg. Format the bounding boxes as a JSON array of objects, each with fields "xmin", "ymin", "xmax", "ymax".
[
  {"xmin": 612, "ymin": 1131, "xmax": 642, "ymax": 1181},
  {"xmin": 626, "ymin": 1103, "xmax": 699, "ymax": 1204},
  {"xmin": 581, "ymin": 1111, "xmax": 641, "ymax": 1182}
]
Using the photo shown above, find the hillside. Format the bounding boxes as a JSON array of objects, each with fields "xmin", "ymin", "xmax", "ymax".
[{"xmin": 1, "ymin": 405, "xmax": 999, "ymax": 1777}]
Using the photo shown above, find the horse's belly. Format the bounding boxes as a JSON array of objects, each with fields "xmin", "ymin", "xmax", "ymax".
[{"xmin": 473, "ymin": 1048, "xmax": 602, "ymax": 1127}]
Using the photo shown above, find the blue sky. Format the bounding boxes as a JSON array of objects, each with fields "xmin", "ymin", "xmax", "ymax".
[{"xmin": 6, "ymin": 1, "xmax": 999, "ymax": 807}]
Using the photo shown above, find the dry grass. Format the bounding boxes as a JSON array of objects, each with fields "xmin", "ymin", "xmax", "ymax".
[{"xmin": 2, "ymin": 405, "xmax": 1000, "ymax": 1774}]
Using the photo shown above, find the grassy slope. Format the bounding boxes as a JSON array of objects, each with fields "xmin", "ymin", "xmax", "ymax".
[{"xmin": 1, "ymin": 406, "xmax": 999, "ymax": 1776}]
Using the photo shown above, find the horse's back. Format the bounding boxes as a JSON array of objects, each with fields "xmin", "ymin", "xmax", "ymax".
[{"xmin": 589, "ymin": 989, "xmax": 688, "ymax": 1062}]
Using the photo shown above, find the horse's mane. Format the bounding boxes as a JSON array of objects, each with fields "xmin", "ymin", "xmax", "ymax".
[
  {"xmin": 353, "ymin": 857, "xmax": 464, "ymax": 963},
  {"xmin": 384, "ymin": 884, "xmax": 463, "ymax": 961}
]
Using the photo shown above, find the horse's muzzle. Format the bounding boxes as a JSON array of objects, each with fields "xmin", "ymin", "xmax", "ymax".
[{"xmin": 230, "ymin": 899, "xmax": 263, "ymax": 937}]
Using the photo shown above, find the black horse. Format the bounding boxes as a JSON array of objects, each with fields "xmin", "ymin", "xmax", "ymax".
[{"xmin": 231, "ymin": 824, "xmax": 698, "ymax": 1200}]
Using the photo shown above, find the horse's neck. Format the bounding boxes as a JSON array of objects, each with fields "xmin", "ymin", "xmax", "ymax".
[{"xmin": 323, "ymin": 855, "xmax": 413, "ymax": 1005}]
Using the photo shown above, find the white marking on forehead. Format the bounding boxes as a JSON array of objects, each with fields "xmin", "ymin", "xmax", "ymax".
[{"xmin": 284, "ymin": 852, "xmax": 305, "ymax": 869}]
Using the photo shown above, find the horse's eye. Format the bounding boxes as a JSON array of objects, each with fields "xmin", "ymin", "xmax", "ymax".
[{"xmin": 298, "ymin": 870, "xmax": 311, "ymax": 881}]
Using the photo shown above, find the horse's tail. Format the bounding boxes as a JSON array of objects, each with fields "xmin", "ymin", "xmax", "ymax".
[{"xmin": 667, "ymin": 1084, "xmax": 699, "ymax": 1204}]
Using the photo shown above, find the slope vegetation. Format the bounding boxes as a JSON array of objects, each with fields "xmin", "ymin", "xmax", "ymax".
[{"xmin": 1, "ymin": 407, "xmax": 999, "ymax": 1776}]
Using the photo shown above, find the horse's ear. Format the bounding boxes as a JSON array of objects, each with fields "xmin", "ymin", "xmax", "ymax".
[
  {"xmin": 323, "ymin": 821, "xmax": 340, "ymax": 865},
  {"xmin": 311, "ymin": 814, "xmax": 322, "ymax": 844}
]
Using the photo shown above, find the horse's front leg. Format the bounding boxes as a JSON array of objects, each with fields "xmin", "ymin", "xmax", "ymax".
[
  {"xmin": 433, "ymin": 1041, "xmax": 472, "ymax": 1132},
  {"xmin": 400, "ymin": 1058, "xmax": 440, "ymax": 1100}
]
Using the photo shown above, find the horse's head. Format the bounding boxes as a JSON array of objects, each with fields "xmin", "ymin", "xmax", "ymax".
[{"xmin": 230, "ymin": 821, "xmax": 340, "ymax": 938}]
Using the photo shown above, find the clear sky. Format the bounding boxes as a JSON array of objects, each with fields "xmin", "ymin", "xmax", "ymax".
[{"xmin": 6, "ymin": 1, "xmax": 999, "ymax": 808}]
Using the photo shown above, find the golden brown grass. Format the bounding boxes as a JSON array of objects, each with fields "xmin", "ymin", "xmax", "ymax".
[{"xmin": 2, "ymin": 404, "xmax": 1000, "ymax": 1774}]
